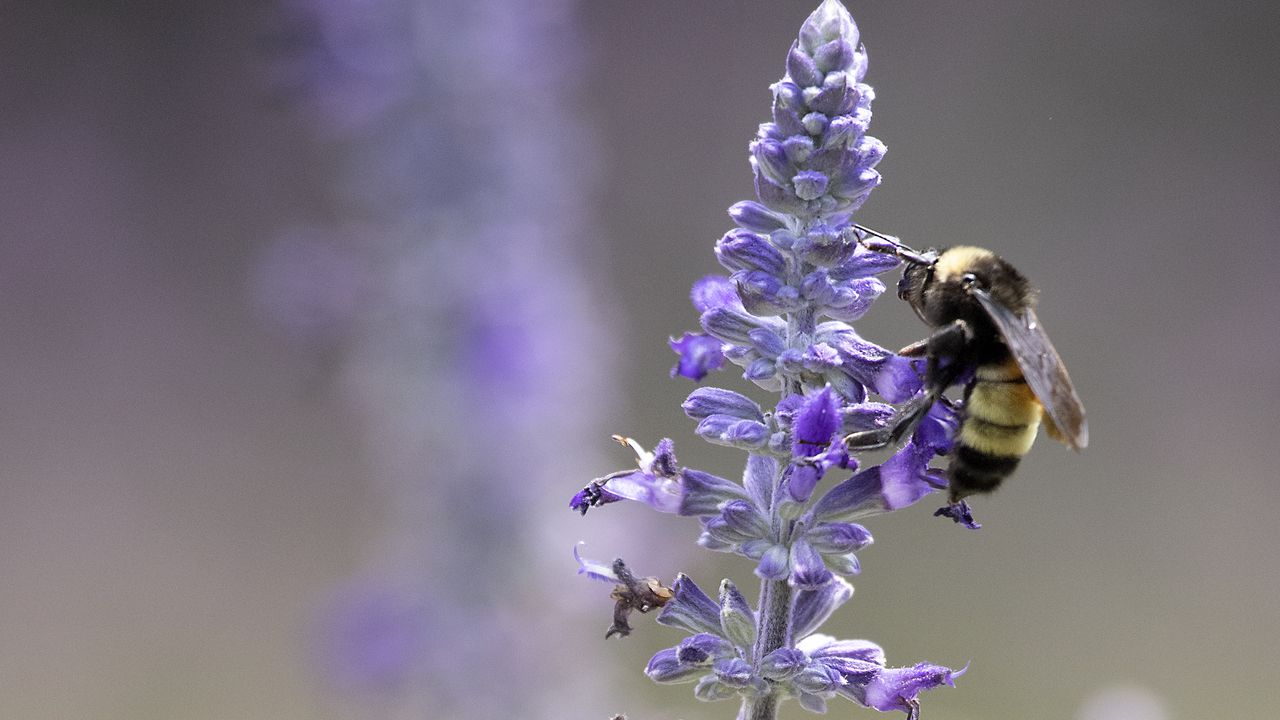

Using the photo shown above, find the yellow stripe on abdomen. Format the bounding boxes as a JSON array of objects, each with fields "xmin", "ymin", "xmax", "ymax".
[
  {"xmin": 959, "ymin": 415, "xmax": 1041, "ymax": 457},
  {"xmin": 967, "ymin": 380, "xmax": 1042, "ymax": 426}
]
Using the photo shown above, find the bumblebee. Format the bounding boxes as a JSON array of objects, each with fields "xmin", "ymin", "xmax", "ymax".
[{"xmin": 843, "ymin": 226, "xmax": 1087, "ymax": 504}]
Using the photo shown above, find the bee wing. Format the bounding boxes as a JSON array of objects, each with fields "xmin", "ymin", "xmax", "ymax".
[{"xmin": 972, "ymin": 290, "xmax": 1088, "ymax": 449}]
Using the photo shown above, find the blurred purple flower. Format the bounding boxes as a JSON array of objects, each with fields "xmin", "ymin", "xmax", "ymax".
[
  {"xmin": 314, "ymin": 583, "xmax": 428, "ymax": 693},
  {"xmin": 670, "ymin": 332, "xmax": 727, "ymax": 381},
  {"xmin": 258, "ymin": 0, "xmax": 617, "ymax": 717}
]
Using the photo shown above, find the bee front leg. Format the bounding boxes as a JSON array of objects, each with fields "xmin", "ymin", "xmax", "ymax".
[{"xmin": 843, "ymin": 320, "xmax": 972, "ymax": 452}]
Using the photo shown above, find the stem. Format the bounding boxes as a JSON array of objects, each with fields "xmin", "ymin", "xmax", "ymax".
[{"xmin": 742, "ymin": 293, "xmax": 815, "ymax": 720}]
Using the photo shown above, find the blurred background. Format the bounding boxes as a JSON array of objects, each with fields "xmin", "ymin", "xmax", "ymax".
[{"xmin": 0, "ymin": 1, "xmax": 1277, "ymax": 719}]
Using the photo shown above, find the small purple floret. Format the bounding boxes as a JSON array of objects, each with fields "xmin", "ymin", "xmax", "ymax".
[{"xmin": 670, "ymin": 332, "xmax": 727, "ymax": 381}]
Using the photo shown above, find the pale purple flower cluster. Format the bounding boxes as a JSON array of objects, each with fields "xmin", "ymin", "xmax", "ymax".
[{"xmin": 574, "ymin": 2, "xmax": 967, "ymax": 719}]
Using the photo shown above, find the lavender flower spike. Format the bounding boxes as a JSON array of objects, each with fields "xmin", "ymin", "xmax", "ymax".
[{"xmin": 572, "ymin": 3, "xmax": 973, "ymax": 719}]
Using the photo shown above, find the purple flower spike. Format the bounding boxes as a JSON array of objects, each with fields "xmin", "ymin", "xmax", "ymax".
[
  {"xmin": 670, "ymin": 332, "xmax": 728, "ymax": 381},
  {"xmin": 572, "ymin": 3, "xmax": 1004, "ymax": 717}
]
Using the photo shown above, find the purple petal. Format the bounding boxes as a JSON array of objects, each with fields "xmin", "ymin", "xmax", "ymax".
[
  {"xmin": 713, "ymin": 657, "xmax": 755, "ymax": 687},
  {"xmin": 735, "ymin": 270, "xmax": 801, "ymax": 316},
  {"xmin": 799, "ymin": 0, "xmax": 859, "ymax": 55},
  {"xmin": 832, "ymin": 244, "xmax": 901, "ymax": 279},
  {"xmin": 748, "ymin": 327, "xmax": 786, "ymax": 358},
  {"xmin": 793, "ymin": 386, "xmax": 841, "ymax": 456},
  {"xmin": 728, "ymin": 200, "xmax": 788, "ymax": 233},
  {"xmin": 604, "ymin": 469, "xmax": 682, "ymax": 514},
  {"xmin": 754, "ymin": 164, "xmax": 807, "ymax": 214},
  {"xmin": 790, "ymin": 538, "xmax": 834, "ymax": 589},
  {"xmin": 645, "ymin": 647, "xmax": 705, "ymax": 684},
  {"xmin": 691, "ymin": 274, "xmax": 742, "ymax": 313},
  {"xmin": 724, "ymin": 419, "xmax": 771, "ymax": 448},
  {"xmin": 879, "ymin": 440, "xmax": 940, "ymax": 511},
  {"xmin": 693, "ymin": 676, "xmax": 738, "ymax": 702},
  {"xmin": 651, "ymin": 438, "xmax": 679, "ymax": 477},
  {"xmin": 670, "ymin": 332, "xmax": 728, "ymax": 381},
  {"xmin": 743, "ymin": 453, "xmax": 779, "ymax": 513},
  {"xmin": 755, "ymin": 544, "xmax": 791, "ymax": 581},
  {"xmin": 760, "ymin": 647, "xmax": 808, "ymax": 680},
  {"xmin": 810, "ymin": 442, "xmax": 938, "ymax": 522},
  {"xmin": 701, "ymin": 306, "xmax": 761, "ymax": 344},
  {"xmin": 874, "ymin": 354, "xmax": 923, "ymax": 402},
  {"xmin": 792, "ymin": 576, "xmax": 854, "ymax": 639},
  {"xmin": 814, "ymin": 38, "xmax": 855, "ymax": 73},
  {"xmin": 914, "ymin": 399, "xmax": 960, "ymax": 454},
  {"xmin": 793, "ymin": 170, "xmax": 830, "ymax": 201},
  {"xmin": 677, "ymin": 633, "xmax": 735, "ymax": 664},
  {"xmin": 819, "ymin": 655, "xmax": 881, "ymax": 686},
  {"xmin": 786, "ymin": 462, "xmax": 822, "ymax": 504},
  {"xmin": 680, "ymin": 468, "xmax": 750, "ymax": 517},
  {"xmin": 857, "ymin": 662, "xmax": 965, "ymax": 713},
  {"xmin": 716, "ymin": 228, "xmax": 787, "ymax": 275},
  {"xmin": 573, "ymin": 543, "xmax": 620, "ymax": 584},
  {"xmin": 786, "ymin": 41, "xmax": 822, "ymax": 87},
  {"xmin": 718, "ymin": 579, "xmax": 757, "ymax": 649},
  {"xmin": 656, "ymin": 574, "xmax": 723, "ymax": 637},
  {"xmin": 810, "ymin": 638, "xmax": 886, "ymax": 666},
  {"xmin": 841, "ymin": 401, "xmax": 895, "ymax": 434},
  {"xmin": 720, "ymin": 499, "xmax": 770, "ymax": 538},
  {"xmin": 793, "ymin": 660, "xmax": 844, "ymax": 695},
  {"xmin": 806, "ymin": 522, "xmax": 873, "ymax": 554}
]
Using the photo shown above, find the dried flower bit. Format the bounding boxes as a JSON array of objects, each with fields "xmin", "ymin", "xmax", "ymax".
[
  {"xmin": 933, "ymin": 500, "xmax": 982, "ymax": 530},
  {"xmin": 605, "ymin": 558, "xmax": 674, "ymax": 639},
  {"xmin": 570, "ymin": 478, "xmax": 625, "ymax": 516}
]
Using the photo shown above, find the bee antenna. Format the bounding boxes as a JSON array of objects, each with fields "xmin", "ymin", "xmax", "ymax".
[{"xmin": 851, "ymin": 224, "xmax": 933, "ymax": 266}]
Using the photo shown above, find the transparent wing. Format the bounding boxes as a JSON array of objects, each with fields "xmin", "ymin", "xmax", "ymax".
[{"xmin": 973, "ymin": 290, "xmax": 1088, "ymax": 449}]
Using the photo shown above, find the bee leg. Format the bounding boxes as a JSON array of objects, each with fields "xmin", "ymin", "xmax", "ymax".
[
  {"xmin": 844, "ymin": 320, "xmax": 972, "ymax": 452},
  {"xmin": 844, "ymin": 392, "xmax": 936, "ymax": 450},
  {"xmin": 905, "ymin": 698, "xmax": 921, "ymax": 720}
]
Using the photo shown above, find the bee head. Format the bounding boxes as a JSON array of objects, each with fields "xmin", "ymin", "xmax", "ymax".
[{"xmin": 897, "ymin": 257, "xmax": 937, "ymax": 323}]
